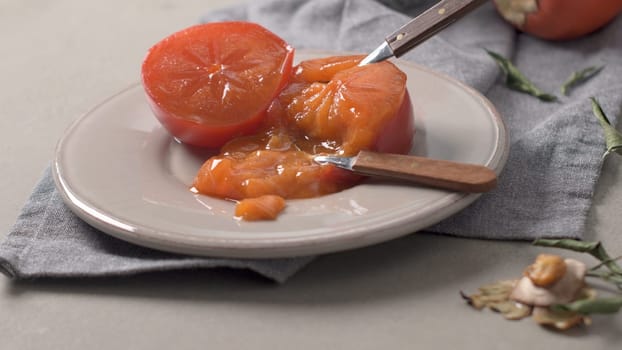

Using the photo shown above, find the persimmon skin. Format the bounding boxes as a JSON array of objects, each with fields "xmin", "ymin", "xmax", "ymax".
[
  {"xmin": 374, "ymin": 92, "xmax": 414, "ymax": 155},
  {"xmin": 494, "ymin": 0, "xmax": 622, "ymax": 40}
]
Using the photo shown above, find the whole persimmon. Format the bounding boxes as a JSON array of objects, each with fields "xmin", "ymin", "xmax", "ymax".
[{"xmin": 493, "ymin": 0, "xmax": 622, "ymax": 40}]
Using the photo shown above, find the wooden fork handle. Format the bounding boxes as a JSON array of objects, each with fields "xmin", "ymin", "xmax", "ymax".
[
  {"xmin": 386, "ymin": 0, "xmax": 489, "ymax": 58},
  {"xmin": 352, "ymin": 150, "xmax": 498, "ymax": 193}
]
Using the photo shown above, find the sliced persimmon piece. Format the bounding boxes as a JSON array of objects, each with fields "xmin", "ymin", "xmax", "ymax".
[{"xmin": 235, "ymin": 195, "xmax": 286, "ymax": 221}]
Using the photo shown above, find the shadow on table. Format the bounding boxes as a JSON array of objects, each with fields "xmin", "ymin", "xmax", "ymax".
[
  {"xmin": 4, "ymin": 233, "xmax": 526, "ymax": 305},
  {"xmin": 5, "ymin": 232, "xmax": 622, "ymax": 342}
]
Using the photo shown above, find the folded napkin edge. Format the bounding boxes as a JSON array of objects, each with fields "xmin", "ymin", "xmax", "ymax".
[{"xmin": 0, "ymin": 257, "xmax": 17, "ymax": 278}]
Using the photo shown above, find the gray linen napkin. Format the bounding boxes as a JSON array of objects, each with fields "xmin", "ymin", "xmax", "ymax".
[
  {"xmin": 0, "ymin": 167, "xmax": 313, "ymax": 283},
  {"xmin": 1, "ymin": 0, "xmax": 621, "ymax": 282},
  {"xmin": 202, "ymin": 0, "xmax": 622, "ymax": 238}
]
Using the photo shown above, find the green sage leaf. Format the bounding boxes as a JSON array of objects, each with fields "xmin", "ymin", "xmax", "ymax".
[
  {"xmin": 591, "ymin": 97, "xmax": 622, "ymax": 158},
  {"xmin": 552, "ymin": 297, "xmax": 622, "ymax": 315},
  {"xmin": 486, "ymin": 50, "xmax": 557, "ymax": 102},
  {"xmin": 561, "ymin": 66, "xmax": 604, "ymax": 96},
  {"xmin": 533, "ymin": 238, "xmax": 600, "ymax": 253}
]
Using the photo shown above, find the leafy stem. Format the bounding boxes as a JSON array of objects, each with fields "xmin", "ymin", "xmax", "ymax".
[
  {"xmin": 561, "ymin": 66, "xmax": 604, "ymax": 96},
  {"xmin": 591, "ymin": 97, "xmax": 622, "ymax": 158},
  {"xmin": 534, "ymin": 239, "xmax": 622, "ymax": 313},
  {"xmin": 533, "ymin": 239, "xmax": 622, "ymax": 274},
  {"xmin": 552, "ymin": 296, "xmax": 622, "ymax": 314},
  {"xmin": 486, "ymin": 50, "xmax": 557, "ymax": 102},
  {"xmin": 589, "ymin": 255, "xmax": 622, "ymax": 272},
  {"xmin": 586, "ymin": 270, "xmax": 622, "ymax": 291}
]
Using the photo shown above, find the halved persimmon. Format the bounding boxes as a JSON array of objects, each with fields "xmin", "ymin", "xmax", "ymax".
[
  {"xmin": 193, "ymin": 55, "xmax": 414, "ymax": 202},
  {"xmin": 141, "ymin": 22, "xmax": 294, "ymax": 147},
  {"xmin": 279, "ymin": 55, "xmax": 414, "ymax": 156}
]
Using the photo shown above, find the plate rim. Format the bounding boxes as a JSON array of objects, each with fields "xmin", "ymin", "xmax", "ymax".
[{"xmin": 52, "ymin": 53, "xmax": 509, "ymax": 258}]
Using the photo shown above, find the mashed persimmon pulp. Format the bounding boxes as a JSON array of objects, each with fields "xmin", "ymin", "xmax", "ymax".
[{"xmin": 193, "ymin": 55, "xmax": 414, "ymax": 219}]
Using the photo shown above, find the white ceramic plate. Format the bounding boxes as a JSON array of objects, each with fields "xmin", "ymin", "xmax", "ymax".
[{"xmin": 53, "ymin": 51, "xmax": 508, "ymax": 258}]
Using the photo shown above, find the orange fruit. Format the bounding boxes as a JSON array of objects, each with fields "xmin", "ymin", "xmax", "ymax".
[
  {"xmin": 494, "ymin": 0, "xmax": 622, "ymax": 40},
  {"xmin": 142, "ymin": 22, "xmax": 294, "ymax": 147}
]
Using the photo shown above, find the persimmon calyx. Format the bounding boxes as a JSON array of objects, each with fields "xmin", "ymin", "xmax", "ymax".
[{"xmin": 494, "ymin": 0, "xmax": 538, "ymax": 27}]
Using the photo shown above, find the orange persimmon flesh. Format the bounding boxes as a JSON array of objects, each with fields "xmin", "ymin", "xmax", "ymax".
[
  {"xmin": 235, "ymin": 195, "xmax": 286, "ymax": 221},
  {"xmin": 193, "ymin": 55, "xmax": 413, "ymax": 219}
]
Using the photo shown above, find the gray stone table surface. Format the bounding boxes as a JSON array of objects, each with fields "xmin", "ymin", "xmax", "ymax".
[{"xmin": 1, "ymin": 1, "xmax": 621, "ymax": 349}]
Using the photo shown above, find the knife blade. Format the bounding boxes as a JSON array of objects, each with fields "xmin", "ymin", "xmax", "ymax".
[
  {"xmin": 359, "ymin": 0, "xmax": 489, "ymax": 66},
  {"xmin": 314, "ymin": 150, "xmax": 497, "ymax": 193}
]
